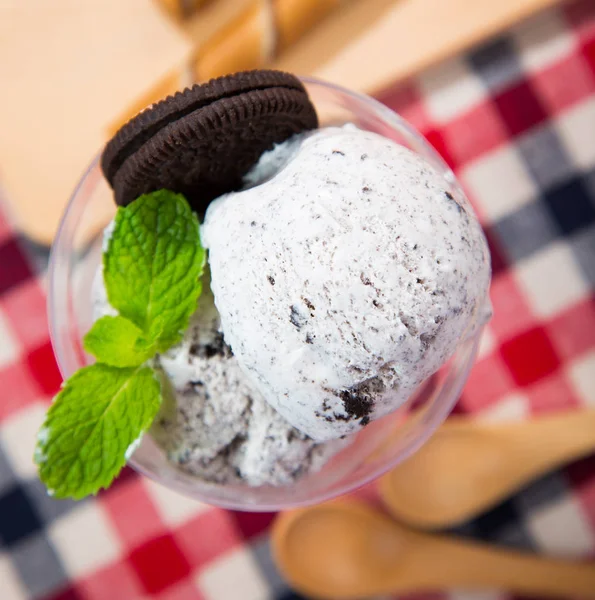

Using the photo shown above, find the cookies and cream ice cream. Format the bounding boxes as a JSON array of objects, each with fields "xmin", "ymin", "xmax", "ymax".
[
  {"xmin": 92, "ymin": 125, "xmax": 490, "ymax": 484},
  {"xmin": 202, "ymin": 127, "xmax": 491, "ymax": 441},
  {"xmin": 93, "ymin": 267, "xmax": 347, "ymax": 486},
  {"xmin": 148, "ymin": 275, "xmax": 348, "ymax": 486}
]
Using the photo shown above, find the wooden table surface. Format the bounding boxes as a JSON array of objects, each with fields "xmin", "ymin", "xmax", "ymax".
[{"xmin": 0, "ymin": 0, "xmax": 560, "ymax": 245}]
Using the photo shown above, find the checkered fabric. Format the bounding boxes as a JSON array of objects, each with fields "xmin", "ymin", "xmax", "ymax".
[{"xmin": 1, "ymin": 2, "xmax": 594, "ymax": 598}]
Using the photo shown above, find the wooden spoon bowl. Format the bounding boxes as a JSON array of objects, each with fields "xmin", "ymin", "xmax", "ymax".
[{"xmin": 378, "ymin": 410, "xmax": 595, "ymax": 529}]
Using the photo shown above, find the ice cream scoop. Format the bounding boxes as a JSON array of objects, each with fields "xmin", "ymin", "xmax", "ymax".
[
  {"xmin": 202, "ymin": 127, "xmax": 491, "ymax": 441},
  {"xmin": 92, "ymin": 265, "xmax": 346, "ymax": 486}
]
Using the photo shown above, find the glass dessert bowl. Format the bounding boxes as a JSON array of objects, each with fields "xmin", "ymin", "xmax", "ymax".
[{"xmin": 48, "ymin": 77, "xmax": 489, "ymax": 511}]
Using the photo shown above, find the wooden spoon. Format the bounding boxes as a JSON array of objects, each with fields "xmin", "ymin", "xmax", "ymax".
[
  {"xmin": 378, "ymin": 409, "xmax": 595, "ymax": 529},
  {"xmin": 272, "ymin": 501, "xmax": 595, "ymax": 599}
]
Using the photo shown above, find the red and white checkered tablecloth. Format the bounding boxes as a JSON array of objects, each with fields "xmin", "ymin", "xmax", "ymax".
[{"xmin": 1, "ymin": 1, "xmax": 594, "ymax": 598}]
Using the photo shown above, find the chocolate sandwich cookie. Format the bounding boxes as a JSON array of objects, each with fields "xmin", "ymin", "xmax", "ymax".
[{"xmin": 101, "ymin": 70, "xmax": 318, "ymax": 212}]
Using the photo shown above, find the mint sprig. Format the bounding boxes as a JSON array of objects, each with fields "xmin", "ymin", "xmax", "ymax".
[
  {"xmin": 83, "ymin": 315, "xmax": 155, "ymax": 367},
  {"xmin": 104, "ymin": 189, "xmax": 205, "ymax": 351},
  {"xmin": 36, "ymin": 365, "xmax": 161, "ymax": 499},
  {"xmin": 35, "ymin": 191, "xmax": 205, "ymax": 499}
]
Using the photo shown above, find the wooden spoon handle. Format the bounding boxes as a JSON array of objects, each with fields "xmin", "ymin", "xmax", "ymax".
[
  {"xmin": 411, "ymin": 535, "xmax": 595, "ymax": 598},
  {"xmin": 502, "ymin": 409, "xmax": 595, "ymax": 475}
]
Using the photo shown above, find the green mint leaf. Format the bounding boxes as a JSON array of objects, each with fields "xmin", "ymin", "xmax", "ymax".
[
  {"xmin": 83, "ymin": 316, "xmax": 155, "ymax": 367},
  {"xmin": 103, "ymin": 190, "xmax": 206, "ymax": 351},
  {"xmin": 35, "ymin": 364, "xmax": 161, "ymax": 500}
]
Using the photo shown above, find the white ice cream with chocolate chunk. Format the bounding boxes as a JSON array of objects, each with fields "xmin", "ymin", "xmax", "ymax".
[
  {"xmin": 92, "ymin": 263, "xmax": 346, "ymax": 486},
  {"xmin": 202, "ymin": 126, "xmax": 491, "ymax": 442}
]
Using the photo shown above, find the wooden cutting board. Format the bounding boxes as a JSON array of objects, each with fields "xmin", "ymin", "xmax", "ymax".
[{"xmin": 0, "ymin": 0, "xmax": 559, "ymax": 245}]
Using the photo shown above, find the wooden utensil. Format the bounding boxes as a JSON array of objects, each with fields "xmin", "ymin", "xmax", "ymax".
[
  {"xmin": 272, "ymin": 500, "xmax": 595, "ymax": 599},
  {"xmin": 378, "ymin": 410, "xmax": 595, "ymax": 529}
]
